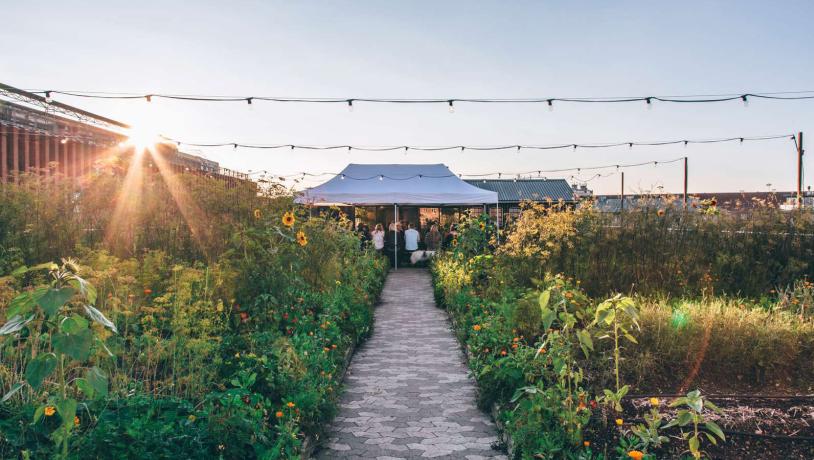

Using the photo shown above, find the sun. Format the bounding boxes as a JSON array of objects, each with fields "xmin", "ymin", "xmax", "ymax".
[{"xmin": 124, "ymin": 126, "xmax": 162, "ymax": 153}]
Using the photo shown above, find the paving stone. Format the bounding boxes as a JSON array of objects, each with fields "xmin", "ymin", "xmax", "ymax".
[{"xmin": 315, "ymin": 269, "xmax": 504, "ymax": 459}]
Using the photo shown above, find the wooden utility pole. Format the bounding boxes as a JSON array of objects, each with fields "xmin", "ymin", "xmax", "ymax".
[
  {"xmin": 797, "ymin": 132, "xmax": 804, "ymax": 208},
  {"xmin": 620, "ymin": 171, "xmax": 625, "ymax": 211},
  {"xmin": 683, "ymin": 156, "xmax": 688, "ymax": 208}
]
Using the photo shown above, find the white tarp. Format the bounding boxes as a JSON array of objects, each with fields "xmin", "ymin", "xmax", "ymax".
[{"xmin": 295, "ymin": 164, "xmax": 498, "ymax": 205}]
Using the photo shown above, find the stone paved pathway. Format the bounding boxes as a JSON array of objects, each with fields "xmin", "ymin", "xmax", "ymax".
[{"xmin": 316, "ymin": 269, "xmax": 505, "ymax": 460}]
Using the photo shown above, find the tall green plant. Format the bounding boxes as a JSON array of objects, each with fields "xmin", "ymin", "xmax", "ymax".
[{"xmin": 1, "ymin": 259, "xmax": 116, "ymax": 458}]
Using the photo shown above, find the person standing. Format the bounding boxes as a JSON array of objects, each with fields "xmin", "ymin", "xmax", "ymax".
[
  {"xmin": 371, "ymin": 223, "xmax": 385, "ymax": 253},
  {"xmin": 425, "ymin": 224, "xmax": 442, "ymax": 250},
  {"xmin": 404, "ymin": 222, "xmax": 420, "ymax": 253}
]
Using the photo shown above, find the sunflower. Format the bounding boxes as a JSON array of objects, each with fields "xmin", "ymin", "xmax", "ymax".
[
  {"xmin": 296, "ymin": 231, "xmax": 308, "ymax": 246},
  {"xmin": 253, "ymin": 209, "xmax": 262, "ymax": 219},
  {"xmin": 44, "ymin": 406, "xmax": 56, "ymax": 417},
  {"xmin": 282, "ymin": 211, "xmax": 296, "ymax": 227}
]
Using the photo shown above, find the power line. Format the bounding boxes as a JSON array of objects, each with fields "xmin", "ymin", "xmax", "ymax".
[
  {"xmin": 160, "ymin": 133, "xmax": 795, "ymax": 152},
  {"xmin": 26, "ymin": 89, "xmax": 814, "ymax": 109}
]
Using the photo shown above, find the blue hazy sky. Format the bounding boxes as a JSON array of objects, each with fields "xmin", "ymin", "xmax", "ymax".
[{"xmin": 2, "ymin": 0, "xmax": 812, "ymax": 194}]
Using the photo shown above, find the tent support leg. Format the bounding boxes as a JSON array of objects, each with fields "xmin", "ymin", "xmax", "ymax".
[{"xmin": 496, "ymin": 200, "xmax": 500, "ymax": 245}]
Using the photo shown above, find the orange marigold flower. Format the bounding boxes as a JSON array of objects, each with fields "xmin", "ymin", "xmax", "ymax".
[
  {"xmin": 500, "ymin": 350, "xmax": 507, "ymax": 356},
  {"xmin": 44, "ymin": 406, "xmax": 56, "ymax": 417},
  {"xmin": 74, "ymin": 416, "xmax": 80, "ymax": 426},
  {"xmin": 513, "ymin": 337, "xmax": 519, "ymax": 342},
  {"xmin": 144, "ymin": 288, "xmax": 152, "ymax": 295},
  {"xmin": 472, "ymin": 324, "xmax": 481, "ymax": 331},
  {"xmin": 282, "ymin": 211, "xmax": 295, "ymax": 227},
  {"xmin": 275, "ymin": 411, "xmax": 284, "ymax": 418},
  {"xmin": 296, "ymin": 231, "xmax": 308, "ymax": 246},
  {"xmin": 657, "ymin": 209, "xmax": 665, "ymax": 217},
  {"xmin": 584, "ymin": 441, "xmax": 590, "ymax": 447},
  {"xmin": 287, "ymin": 402, "xmax": 295, "ymax": 408},
  {"xmin": 628, "ymin": 451, "xmax": 644, "ymax": 460}
]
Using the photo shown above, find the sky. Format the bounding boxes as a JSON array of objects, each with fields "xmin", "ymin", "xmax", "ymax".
[{"xmin": 2, "ymin": 0, "xmax": 812, "ymax": 194}]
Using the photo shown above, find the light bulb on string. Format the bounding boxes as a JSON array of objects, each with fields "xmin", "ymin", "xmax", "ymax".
[
  {"xmin": 683, "ymin": 140, "xmax": 688, "ymax": 148},
  {"xmin": 741, "ymin": 95, "xmax": 749, "ymax": 107},
  {"xmin": 628, "ymin": 142, "xmax": 633, "ymax": 150},
  {"xmin": 379, "ymin": 175, "xmax": 384, "ymax": 181},
  {"xmin": 340, "ymin": 174, "xmax": 345, "ymax": 180},
  {"xmin": 44, "ymin": 91, "xmax": 52, "ymax": 104},
  {"xmin": 347, "ymin": 99, "xmax": 354, "ymax": 112},
  {"xmin": 246, "ymin": 97, "xmax": 254, "ymax": 111},
  {"xmin": 547, "ymin": 99, "xmax": 554, "ymax": 112},
  {"xmin": 448, "ymin": 100, "xmax": 455, "ymax": 113},
  {"xmin": 646, "ymin": 97, "xmax": 652, "ymax": 110},
  {"xmin": 145, "ymin": 95, "xmax": 152, "ymax": 103}
]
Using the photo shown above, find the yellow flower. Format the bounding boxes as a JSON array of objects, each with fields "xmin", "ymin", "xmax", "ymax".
[
  {"xmin": 253, "ymin": 209, "xmax": 262, "ymax": 219},
  {"xmin": 287, "ymin": 402, "xmax": 296, "ymax": 408},
  {"xmin": 649, "ymin": 397, "xmax": 660, "ymax": 407},
  {"xmin": 44, "ymin": 406, "xmax": 56, "ymax": 417},
  {"xmin": 187, "ymin": 415, "xmax": 196, "ymax": 422},
  {"xmin": 615, "ymin": 418, "xmax": 624, "ymax": 426},
  {"xmin": 282, "ymin": 211, "xmax": 295, "ymax": 227},
  {"xmin": 479, "ymin": 222, "xmax": 486, "ymax": 230},
  {"xmin": 216, "ymin": 303, "xmax": 224, "ymax": 312},
  {"xmin": 628, "ymin": 451, "xmax": 644, "ymax": 460},
  {"xmin": 74, "ymin": 416, "xmax": 80, "ymax": 426},
  {"xmin": 296, "ymin": 231, "xmax": 308, "ymax": 246}
]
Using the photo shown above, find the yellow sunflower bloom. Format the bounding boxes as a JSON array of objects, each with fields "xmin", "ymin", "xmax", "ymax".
[
  {"xmin": 253, "ymin": 209, "xmax": 262, "ymax": 219},
  {"xmin": 44, "ymin": 406, "xmax": 56, "ymax": 417},
  {"xmin": 296, "ymin": 231, "xmax": 308, "ymax": 246},
  {"xmin": 282, "ymin": 211, "xmax": 296, "ymax": 227}
]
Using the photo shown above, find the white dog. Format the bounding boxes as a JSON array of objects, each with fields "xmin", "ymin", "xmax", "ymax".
[{"xmin": 410, "ymin": 250, "xmax": 436, "ymax": 265}]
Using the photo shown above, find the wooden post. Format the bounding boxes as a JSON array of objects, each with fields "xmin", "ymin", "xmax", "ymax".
[
  {"xmin": 0, "ymin": 125, "xmax": 7, "ymax": 182},
  {"xmin": 11, "ymin": 127, "xmax": 19, "ymax": 181},
  {"xmin": 620, "ymin": 171, "xmax": 625, "ymax": 211},
  {"xmin": 797, "ymin": 132, "xmax": 804, "ymax": 208},
  {"xmin": 33, "ymin": 135, "xmax": 41, "ymax": 173},
  {"xmin": 44, "ymin": 134, "xmax": 51, "ymax": 178},
  {"xmin": 22, "ymin": 130, "xmax": 30, "ymax": 173},
  {"xmin": 683, "ymin": 156, "xmax": 688, "ymax": 208}
]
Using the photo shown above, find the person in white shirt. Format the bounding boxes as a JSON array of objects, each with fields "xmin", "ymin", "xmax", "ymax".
[
  {"xmin": 404, "ymin": 223, "xmax": 420, "ymax": 252},
  {"xmin": 371, "ymin": 223, "xmax": 385, "ymax": 252}
]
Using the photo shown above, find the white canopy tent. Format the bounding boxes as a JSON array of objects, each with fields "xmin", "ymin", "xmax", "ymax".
[
  {"xmin": 295, "ymin": 163, "xmax": 497, "ymax": 206},
  {"xmin": 295, "ymin": 164, "xmax": 499, "ymax": 267}
]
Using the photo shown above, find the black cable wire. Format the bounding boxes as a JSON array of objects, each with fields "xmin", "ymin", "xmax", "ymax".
[
  {"xmin": 159, "ymin": 134, "xmax": 795, "ymax": 152},
  {"xmin": 27, "ymin": 89, "xmax": 814, "ymax": 105}
]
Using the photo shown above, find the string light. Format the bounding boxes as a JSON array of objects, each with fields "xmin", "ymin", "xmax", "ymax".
[
  {"xmin": 742, "ymin": 95, "xmax": 749, "ymax": 107},
  {"xmin": 448, "ymin": 100, "xmax": 455, "ymax": 113},
  {"xmin": 44, "ymin": 91, "xmax": 52, "ymax": 104},
  {"xmin": 26, "ymin": 89, "xmax": 814, "ymax": 107},
  {"xmin": 347, "ymin": 99, "xmax": 354, "ymax": 112}
]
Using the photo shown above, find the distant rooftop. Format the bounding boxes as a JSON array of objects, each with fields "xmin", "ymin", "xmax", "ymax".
[{"xmin": 465, "ymin": 179, "xmax": 575, "ymax": 203}]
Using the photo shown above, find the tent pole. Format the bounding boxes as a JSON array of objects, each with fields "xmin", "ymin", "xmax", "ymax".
[
  {"xmin": 496, "ymin": 199, "xmax": 500, "ymax": 246},
  {"xmin": 394, "ymin": 203, "xmax": 398, "ymax": 270}
]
